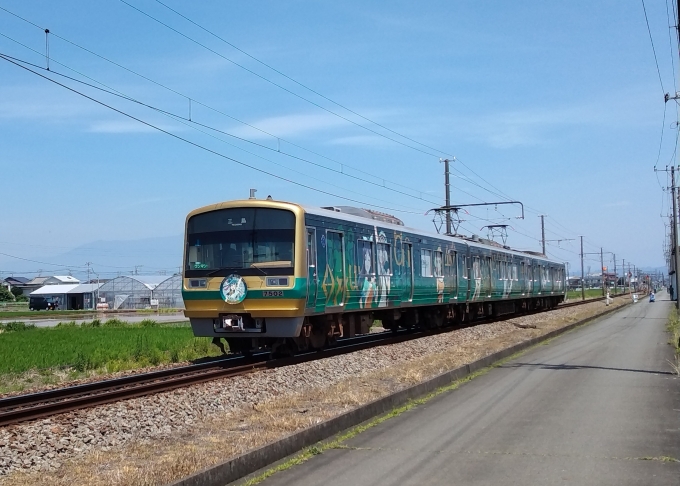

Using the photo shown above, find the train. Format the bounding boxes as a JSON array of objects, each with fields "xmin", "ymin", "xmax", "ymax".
[{"xmin": 182, "ymin": 198, "xmax": 566, "ymax": 354}]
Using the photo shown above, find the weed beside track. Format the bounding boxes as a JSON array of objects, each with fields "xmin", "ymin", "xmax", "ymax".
[
  {"xmin": 0, "ymin": 320, "xmax": 221, "ymax": 394},
  {"xmin": 668, "ymin": 310, "xmax": 680, "ymax": 374}
]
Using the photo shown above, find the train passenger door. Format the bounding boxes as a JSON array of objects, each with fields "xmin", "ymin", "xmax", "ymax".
[
  {"xmin": 402, "ymin": 243, "xmax": 414, "ymax": 302},
  {"xmin": 446, "ymin": 250, "xmax": 458, "ymax": 302},
  {"xmin": 324, "ymin": 230, "xmax": 346, "ymax": 308},
  {"xmin": 305, "ymin": 228, "xmax": 317, "ymax": 309},
  {"xmin": 483, "ymin": 256, "xmax": 492, "ymax": 298}
]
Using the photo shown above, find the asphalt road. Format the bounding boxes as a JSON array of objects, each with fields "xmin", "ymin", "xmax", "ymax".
[{"xmin": 251, "ymin": 293, "xmax": 680, "ymax": 486}]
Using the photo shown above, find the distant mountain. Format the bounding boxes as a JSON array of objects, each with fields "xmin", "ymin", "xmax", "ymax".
[{"xmin": 0, "ymin": 235, "xmax": 183, "ymax": 280}]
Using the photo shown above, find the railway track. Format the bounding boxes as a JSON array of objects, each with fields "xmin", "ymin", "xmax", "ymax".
[{"xmin": 0, "ymin": 296, "xmax": 623, "ymax": 427}]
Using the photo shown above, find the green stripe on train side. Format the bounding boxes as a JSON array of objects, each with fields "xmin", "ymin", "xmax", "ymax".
[{"xmin": 182, "ymin": 277, "xmax": 307, "ymax": 301}]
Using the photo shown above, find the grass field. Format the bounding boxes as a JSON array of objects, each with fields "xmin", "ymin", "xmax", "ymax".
[
  {"xmin": 0, "ymin": 309, "xmax": 183, "ymax": 319},
  {"xmin": 0, "ymin": 310, "xmax": 100, "ymax": 319},
  {"xmin": 0, "ymin": 319, "xmax": 222, "ymax": 393}
]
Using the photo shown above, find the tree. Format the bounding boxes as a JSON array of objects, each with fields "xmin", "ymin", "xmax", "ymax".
[
  {"xmin": 10, "ymin": 287, "xmax": 22, "ymax": 298},
  {"xmin": 0, "ymin": 286, "xmax": 14, "ymax": 302}
]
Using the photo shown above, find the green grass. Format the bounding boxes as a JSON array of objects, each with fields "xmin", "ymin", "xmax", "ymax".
[
  {"xmin": 0, "ymin": 319, "xmax": 221, "ymax": 375},
  {"xmin": 0, "ymin": 310, "xmax": 99, "ymax": 319},
  {"xmin": 0, "ymin": 309, "xmax": 184, "ymax": 319},
  {"xmin": 667, "ymin": 310, "xmax": 680, "ymax": 375}
]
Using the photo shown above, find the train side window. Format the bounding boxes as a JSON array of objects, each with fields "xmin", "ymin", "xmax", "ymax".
[
  {"xmin": 377, "ymin": 242, "xmax": 391, "ymax": 276},
  {"xmin": 433, "ymin": 251, "xmax": 443, "ymax": 277},
  {"xmin": 461, "ymin": 255, "xmax": 468, "ymax": 279},
  {"xmin": 421, "ymin": 249, "xmax": 433, "ymax": 277},
  {"xmin": 356, "ymin": 240, "xmax": 375, "ymax": 277},
  {"xmin": 472, "ymin": 257, "xmax": 481, "ymax": 279}
]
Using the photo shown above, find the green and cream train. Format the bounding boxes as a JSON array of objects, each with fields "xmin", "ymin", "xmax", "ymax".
[{"xmin": 182, "ymin": 199, "xmax": 566, "ymax": 353}]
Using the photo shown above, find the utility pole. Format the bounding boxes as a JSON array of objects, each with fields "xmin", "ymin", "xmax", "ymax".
[
  {"xmin": 613, "ymin": 253, "xmax": 617, "ymax": 295},
  {"xmin": 600, "ymin": 248, "xmax": 605, "ymax": 297},
  {"xmin": 86, "ymin": 262, "xmax": 92, "ymax": 284},
  {"xmin": 580, "ymin": 236, "xmax": 585, "ymax": 301},
  {"xmin": 441, "ymin": 158, "xmax": 453, "ymax": 235},
  {"xmin": 540, "ymin": 215, "xmax": 546, "ymax": 255},
  {"xmin": 622, "ymin": 259, "xmax": 625, "ymax": 293},
  {"xmin": 673, "ymin": 165, "xmax": 680, "ymax": 308}
]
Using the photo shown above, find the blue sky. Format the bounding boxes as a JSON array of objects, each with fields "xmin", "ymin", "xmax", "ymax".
[{"xmin": 0, "ymin": 0, "xmax": 676, "ymax": 280}]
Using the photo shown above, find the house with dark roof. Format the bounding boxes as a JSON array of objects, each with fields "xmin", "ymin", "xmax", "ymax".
[
  {"xmin": 2, "ymin": 276, "xmax": 31, "ymax": 296},
  {"xmin": 9, "ymin": 275, "xmax": 81, "ymax": 297}
]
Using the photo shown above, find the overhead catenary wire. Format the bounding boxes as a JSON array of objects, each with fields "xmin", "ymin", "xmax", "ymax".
[
  {"xmin": 641, "ymin": 0, "xmax": 667, "ymax": 95},
  {"xmin": 0, "ymin": 5, "xmax": 441, "ymax": 204},
  {"xmin": 0, "ymin": 5, "xmax": 633, "ymax": 261},
  {"xmin": 118, "ymin": 0, "xmax": 444, "ymax": 159},
  {"xmin": 1, "ymin": 4, "xmax": 582, "ymax": 235},
  {"xmin": 0, "ymin": 49, "xmax": 442, "ymax": 211},
  {"xmin": 149, "ymin": 0, "xmax": 452, "ymax": 160},
  {"xmin": 0, "ymin": 51, "xmax": 442, "ymax": 213},
  {"xmin": 0, "ymin": 54, "xmax": 433, "ymax": 216}
]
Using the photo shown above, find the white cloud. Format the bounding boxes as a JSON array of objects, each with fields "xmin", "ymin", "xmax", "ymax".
[
  {"xmin": 87, "ymin": 120, "xmax": 174, "ymax": 134},
  {"xmin": 228, "ymin": 113, "xmax": 350, "ymax": 139},
  {"xmin": 328, "ymin": 135, "xmax": 392, "ymax": 147},
  {"xmin": 441, "ymin": 101, "xmax": 624, "ymax": 149}
]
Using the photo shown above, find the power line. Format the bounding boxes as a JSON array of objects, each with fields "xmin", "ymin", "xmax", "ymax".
[
  {"xmin": 664, "ymin": 0, "xmax": 678, "ymax": 92},
  {"xmin": 0, "ymin": 251, "xmax": 87, "ymax": 268},
  {"xmin": 0, "ymin": 50, "xmax": 438, "ymax": 212},
  {"xmin": 642, "ymin": 0, "xmax": 666, "ymax": 95},
  {"xmin": 0, "ymin": 53, "xmax": 430, "ymax": 215},
  {"xmin": 118, "ymin": 0, "xmax": 444, "ymax": 159},
  {"xmin": 150, "ymin": 0, "xmax": 452, "ymax": 159},
  {"xmin": 0, "ymin": 5, "xmax": 440, "ymax": 204}
]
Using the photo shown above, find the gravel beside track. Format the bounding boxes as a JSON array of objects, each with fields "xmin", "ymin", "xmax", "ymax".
[{"xmin": 0, "ymin": 298, "xmax": 630, "ymax": 484}]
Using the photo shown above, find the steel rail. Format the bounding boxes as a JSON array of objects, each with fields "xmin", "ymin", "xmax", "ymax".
[{"xmin": 0, "ymin": 296, "xmax": 619, "ymax": 427}]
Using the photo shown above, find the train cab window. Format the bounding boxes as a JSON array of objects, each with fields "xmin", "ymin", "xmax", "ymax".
[
  {"xmin": 377, "ymin": 242, "xmax": 391, "ymax": 276},
  {"xmin": 421, "ymin": 249, "xmax": 433, "ymax": 277},
  {"xmin": 185, "ymin": 207, "xmax": 295, "ymax": 276}
]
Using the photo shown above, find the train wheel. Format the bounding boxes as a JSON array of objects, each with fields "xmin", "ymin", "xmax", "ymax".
[{"xmin": 308, "ymin": 325, "xmax": 327, "ymax": 350}]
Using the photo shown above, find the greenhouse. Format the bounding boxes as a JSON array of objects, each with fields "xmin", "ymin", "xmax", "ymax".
[
  {"xmin": 97, "ymin": 275, "xmax": 184, "ymax": 310},
  {"xmin": 153, "ymin": 274, "xmax": 184, "ymax": 309}
]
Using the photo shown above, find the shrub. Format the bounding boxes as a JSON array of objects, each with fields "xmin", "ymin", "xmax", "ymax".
[
  {"xmin": 0, "ymin": 287, "xmax": 14, "ymax": 302},
  {"xmin": 103, "ymin": 318, "xmax": 126, "ymax": 327},
  {"xmin": 56, "ymin": 321, "xmax": 78, "ymax": 328},
  {"xmin": 4, "ymin": 322, "xmax": 36, "ymax": 332}
]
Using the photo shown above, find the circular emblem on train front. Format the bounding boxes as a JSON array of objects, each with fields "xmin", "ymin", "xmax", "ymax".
[{"xmin": 220, "ymin": 275, "xmax": 247, "ymax": 304}]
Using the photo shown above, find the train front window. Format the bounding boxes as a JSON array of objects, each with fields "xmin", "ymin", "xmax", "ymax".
[{"xmin": 185, "ymin": 208, "xmax": 295, "ymax": 276}]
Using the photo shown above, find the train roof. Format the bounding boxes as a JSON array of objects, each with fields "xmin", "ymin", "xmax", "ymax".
[
  {"xmin": 302, "ymin": 204, "xmax": 559, "ymax": 264},
  {"xmin": 186, "ymin": 199, "xmax": 562, "ymax": 266}
]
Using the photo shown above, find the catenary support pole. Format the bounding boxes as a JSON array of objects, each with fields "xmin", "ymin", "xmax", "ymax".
[
  {"xmin": 442, "ymin": 158, "xmax": 452, "ymax": 235},
  {"xmin": 540, "ymin": 215, "xmax": 546, "ymax": 255}
]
